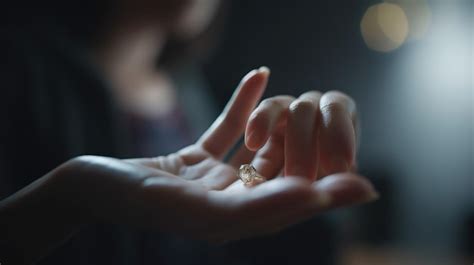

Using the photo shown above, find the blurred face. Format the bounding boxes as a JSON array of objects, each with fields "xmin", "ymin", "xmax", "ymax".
[
  {"xmin": 120, "ymin": 0, "xmax": 221, "ymax": 39},
  {"xmin": 171, "ymin": 0, "xmax": 221, "ymax": 39}
]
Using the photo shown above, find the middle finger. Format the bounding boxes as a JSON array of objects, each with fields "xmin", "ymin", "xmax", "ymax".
[{"xmin": 284, "ymin": 96, "xmax": 320, "ymax": 181}]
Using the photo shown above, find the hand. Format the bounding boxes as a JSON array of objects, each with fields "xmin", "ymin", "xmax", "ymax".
[
  {"xmin": 63, "ymin": 67, "xmax": 376, "ymax": 241},
  {"xmin": 0, "ymin": 67, "xmax": 378, "ymax": 264}
]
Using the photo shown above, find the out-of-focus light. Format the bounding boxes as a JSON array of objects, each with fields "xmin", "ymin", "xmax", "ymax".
[
  {"xmin": 384, "ymin": 0, "xmax": 432, "ymax": 41},
  {"xmin": 361, "ymin": 3, "xmax": 409, "ymax": 52}
]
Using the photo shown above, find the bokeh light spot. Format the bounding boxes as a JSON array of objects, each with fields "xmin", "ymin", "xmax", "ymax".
[
  {"xmin": 384, "ymin": 0, "xmax": 432, "ymax": 41},
  {"xmin": 361, "ymin": 3, "xmax": 409, "ymax": 52}
]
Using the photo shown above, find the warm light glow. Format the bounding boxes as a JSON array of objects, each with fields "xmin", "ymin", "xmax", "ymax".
[
  {"xmin": 361, "ymin": 3, "xmax": 409, "ymax": 52},
  {"xmin": 384, "ymin": 0, "xmax": 432, "ymax": 41}
]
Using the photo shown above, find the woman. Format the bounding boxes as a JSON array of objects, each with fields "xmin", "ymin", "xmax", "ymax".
[{"xmin": 0, "ymin": 0, "xmax": 377, "ymax": 264}]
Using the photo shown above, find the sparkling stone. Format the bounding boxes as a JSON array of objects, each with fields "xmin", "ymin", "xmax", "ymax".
[{"xmin": 239, "ymin": 164, "xmax": 257, "ymax": 184}]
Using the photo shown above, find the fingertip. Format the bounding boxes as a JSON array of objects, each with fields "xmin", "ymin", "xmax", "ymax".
[
  {"xmin": 245, "ymin": 108, "xmax": 272, "ymax": 151},
  {"xmin": 241, "ymin": 69, "xmax": 258, "ymax": 82},
  {"xmin": 246, "ymin": 66, "xmax": 270, "ymax": 80},
  {"xmin": 239, "ymin": 67, "xmax": 270, "ymax": 98},
  {"xmin": 245, "ymin": 137, "xmax": 259, "ymax": 152},
  {"xmin": 247, "ymin": 66, "xmax": 270, "ymax": 85},
  {"xmin": 313, "ymin": 173, "xmax": 379, "ymax": 208},
  {"xmin": 244, "ymin": 129, "xmax": 260, "ymax": 151},
  {"xmin": 258, "ymin": 66, "xmax": 271, "ymax": 76},
  {"xmin": 245, "ymin": 128, "xmax": 269, "ymax": 152}
]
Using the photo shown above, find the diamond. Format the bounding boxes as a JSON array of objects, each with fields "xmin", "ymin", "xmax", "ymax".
[
  {"xmin": 239, "ymin": 164, "xmax": 257, "ymax": 184},
  {"xmin": 238, "ymin": 164, "xmax": 265, "ymax": 186}
]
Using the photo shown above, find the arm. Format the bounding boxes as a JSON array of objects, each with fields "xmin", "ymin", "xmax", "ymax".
[{"xmin": 0, "ymin": 163, "xmax": 83, "ymax": 265}]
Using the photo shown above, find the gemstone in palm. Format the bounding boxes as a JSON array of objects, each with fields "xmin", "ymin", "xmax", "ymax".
[{"xmin": 239, "ymin": 164, "xmax": 265, "ymax": 186}]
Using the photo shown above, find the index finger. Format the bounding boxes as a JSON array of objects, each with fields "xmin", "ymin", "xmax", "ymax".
[{"xmin": 198, "ymin": 67, "xmax": 270, "ymax": 158}]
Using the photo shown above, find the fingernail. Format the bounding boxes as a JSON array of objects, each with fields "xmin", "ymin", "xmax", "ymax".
[
  {"xmin": 258, "ymin": 66, "xmax": 270, "ymax": 75},
  {"xmin": 241, "ymin": 69, "xmax": 259, "ymax": 84}
]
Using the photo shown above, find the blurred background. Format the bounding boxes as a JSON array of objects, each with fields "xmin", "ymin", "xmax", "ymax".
[
  {"xmin": 204, "ymin": 0, "xmax": 473, "ymax": 264},
  {"xmin": 0, "ymin": 0, "xmax": 472, "ymax": 264}
]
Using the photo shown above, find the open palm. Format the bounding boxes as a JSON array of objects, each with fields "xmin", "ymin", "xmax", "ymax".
[
  {"xmin": 0, "ymin": 68, "xmax": 379, "ymax": 265},
  {"xmin": 94, "ymin": 67, "xmax": 378, "ymax": 242},
  {"xmin": 64, "ymin": 67, "xmax": 377, "ymax": 243}
]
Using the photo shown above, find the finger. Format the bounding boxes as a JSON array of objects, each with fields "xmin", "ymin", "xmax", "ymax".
[
  {"xmin": 246, "ymin": 96, "xmax": 294, "ymax": 179},
  {"xmin": 251, "ymin": 130, "xmax": 285, "ymax": 179},
  {"xmin": 247, "ymin": 174, "xmax": 378, "ymax": 237},
  {"xmin": 213, "ymin": 173, "xmax": 377, "ymax": 241},
  {"xmin": 284, "ymin": 99, "xmax": 319, "ymax": 180},
  {"xmin": 245, "ymin": 95, "xmax": 295, "ymax": 151},
  {"xmin": 311, "ymin": 173, "xmax": 378, "ymax": 208},
  {"xmin": 298, "ymin": 90, "xmax": 322, "ymax": 105},
  {"xmin": 298, "ymin": 91, "xmax": 323, "ymax": 179},
  {"xmin": 198, "ymin": 67, "xmax": 270, "ymax": 158},
  {"xmin": 318, "ymin": 91, "xmax": 357, "ymax": 175},
  {"xmin": 245, "ymin": 174, "xmax": 378, "ymax": 237}
]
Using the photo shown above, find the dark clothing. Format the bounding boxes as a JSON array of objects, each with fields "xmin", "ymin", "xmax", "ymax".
[
  {"xmin": 0, "ymin": 25, "xmax": 336, "ymax": 265},
  {"xmin": 0, "ymin": 25, "xmax": 141, "ymax": 265}
]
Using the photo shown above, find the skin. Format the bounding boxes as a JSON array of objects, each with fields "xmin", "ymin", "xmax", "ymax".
[
  {"xmin": 1, "ymin": 1, "xmax": 375, "ymax": 264},
  {"xmin": 245, "ymin": 89, "xmax": 358, "ymax": 180},
  {"xmin": 0, "ymin": 68, "xmax": 378, "ymax": 264}
]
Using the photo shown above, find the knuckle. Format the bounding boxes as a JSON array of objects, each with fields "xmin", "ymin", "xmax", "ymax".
[
  {"xmin": 306, "ymin": 90, "xmax": 323, "ymax": 94},
  {"xmin": 251, "ymin": 96, "xmax": 295, "ymax": 123},
  {"xmin": 259, "ymin": 98, "xmax": 275, "ymax": 108},
  {"xmin": 248, "ymin": 108, "xmax": 269, "ymax": 124},
  {"xmin": 260, "ymin": 97, "xmax": 287, "ymax": 110},
  {"xmin": 324, "ymin": 90, "xmax": 348, "ymax": 98},
  {"xmin": 289, "ymin": 99, "xmax": 315, "ymax": 114},
  {"xmin": 320, "ymin": 101, "xmax": 346, "ymax": 114},
  {"xmin": 274, "ymin": 95, "xmax": 296, "ymax": 102},
  {"xmin": 321, "ymin": 90, "xmax": 356, "ymax": 113},
  {"xmin": 300, "ymin": 90, "xmax": 323, "ymax": 99}
]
